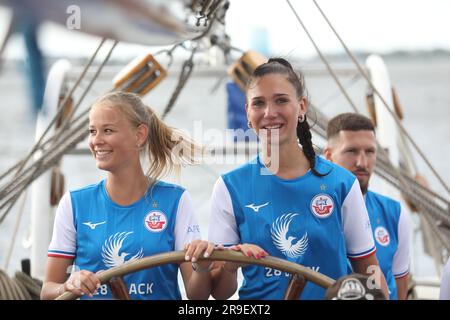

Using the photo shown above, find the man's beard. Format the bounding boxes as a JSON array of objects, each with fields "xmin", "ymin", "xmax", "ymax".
[
  {"xmin": 354, "ymin": 169, "xmax": 370, "ymax": 195},
  {"xmin": 359, "ymin": 179, "xmax": 369, "ymax": 195}
]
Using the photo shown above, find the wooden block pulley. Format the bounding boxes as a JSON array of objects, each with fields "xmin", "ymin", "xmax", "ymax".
[
  {"xmin": 113, "ymin": 54, "xmax": 167, "ymax": 96},
  {"xmin": 228, "ymin": 50, "xmax": 267, "ymax": 91}
]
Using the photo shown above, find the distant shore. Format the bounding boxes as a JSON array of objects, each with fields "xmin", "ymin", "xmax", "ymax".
[
  {"xmin": 312, "ymin": 49, "xmax": 450, "ymax": 62},
  {"xmin": 2, "ymin": 48, "xmax": 450, "ymax": 71}
]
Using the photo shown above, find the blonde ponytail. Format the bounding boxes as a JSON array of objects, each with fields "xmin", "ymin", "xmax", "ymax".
[{"xmin": 144, "ymin": 107, "xmax": 202, "ymax": 181}]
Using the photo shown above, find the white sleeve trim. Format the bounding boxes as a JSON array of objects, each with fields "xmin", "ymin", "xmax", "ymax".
[
  {"xmin": 393, "ymin": 204, "xmax": 411, "ymax": 277},
  {"xmin": 174, "ymin": 190, "xmax": 202, "ymax": 251},
  {"xmin": 342, "ymin": 180, "xmax": 376, "ymax": 259},
  {"xmin": 48, "ymin": 192, "xmax": 76, "ymax": 258},
  {"xmin": 208, "ymin": 177, "xmax": 240, "ymax": 245}
]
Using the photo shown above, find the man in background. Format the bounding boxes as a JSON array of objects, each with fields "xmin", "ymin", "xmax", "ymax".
[{"xmin": 325, "ymin": 113, "xmax": 411, "ymax": 300}]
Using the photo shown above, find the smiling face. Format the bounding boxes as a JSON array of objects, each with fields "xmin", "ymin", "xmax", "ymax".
[
  {"xmin": 88, "ymin": 103, "xmax": 144, "ymax": 173},
  {"xmin": 246, "ymin": 73, "xmax": 307, "ymax": 146},
  {"xmin": 325, "ymin": 130, "xmax": 377, "ymax": 194}
]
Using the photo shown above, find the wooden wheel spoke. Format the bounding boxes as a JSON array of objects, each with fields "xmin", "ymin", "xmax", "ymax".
[
  {"xmin": 107, "ymin": 277, "xmax": 131, "ymax": 300},
  {"xmin": 284, "ymin": 273, "xmax": 307, "ymax": 300}
]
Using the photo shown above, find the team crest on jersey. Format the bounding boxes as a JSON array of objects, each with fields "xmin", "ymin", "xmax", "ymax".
[
  {"xmin": 271, "ymin": 213, "xmax": 308, "ymax": 259},
  {"xmin": 144, "ymin": 211, "xmax": 167, "ymax": 232},
  {"xmin": 310, "ymin": 194, "xmax": 334, "ymax": 218},
  {"xmin": 374, "ymin": 226, "xmax": 390, "ymax": 246}
]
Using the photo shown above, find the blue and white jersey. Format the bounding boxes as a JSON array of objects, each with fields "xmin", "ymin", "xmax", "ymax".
[
  {"xmin": 48, "ymin": 180, "xmax": 201, "ymax": 300},
  {"xmin": 208, "ymin": 156, "xmax": 376, "ymax": 300},
  {"xmin": 365, "ymin": 190, "xmax": 411, "ymax": 300}
]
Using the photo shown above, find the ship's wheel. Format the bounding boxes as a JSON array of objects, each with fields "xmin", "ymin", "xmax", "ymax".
[{"xmin": 55, "ymin": 250, "xmax": 335, "ymax": 300}]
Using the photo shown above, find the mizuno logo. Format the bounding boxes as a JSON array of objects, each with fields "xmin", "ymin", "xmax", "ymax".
[
  {"xmin": 83, "ymin": 221, "xmax": 106, "ymax": 230},
  {"xmin": 245, "ymin": 202, "xmax": 269, "ymax": 213}
]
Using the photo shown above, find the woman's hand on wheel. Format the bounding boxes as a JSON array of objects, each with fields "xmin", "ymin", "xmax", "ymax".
[
  {"xmin": 184, "ymin": 239, "xmax": 215, "ymax": 271},
  {"xmin": 230, "ymin": 243, "xmax": 269, "ymax": 259},
  {"xmin": 62, "ymin": 270, "xmax": 101, "ymax": 297}
]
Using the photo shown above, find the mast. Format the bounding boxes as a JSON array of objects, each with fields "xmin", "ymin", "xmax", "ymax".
[{"xmin": 30, "ymin": 60, "xmax": 71, "ymax": 279}]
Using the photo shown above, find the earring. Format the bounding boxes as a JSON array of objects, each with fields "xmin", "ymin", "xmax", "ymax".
[
  {"xmin": 247, "ymin": 121, "xmax": 253, "ymax": 128},
  {"xmin": 298, "ymin": 114, "xmax": 305, "ymax": 123}
]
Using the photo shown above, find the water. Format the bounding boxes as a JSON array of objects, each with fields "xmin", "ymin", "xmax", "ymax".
[{"xmin": 0, "ymin": 56, "xmax": 449, "ymax": 282}]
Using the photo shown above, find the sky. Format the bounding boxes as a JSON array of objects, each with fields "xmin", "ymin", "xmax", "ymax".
[
  {"xmin": 226, "ymin": 0, "xmax": 450, "ymax": 57},
  {"xmin": 1, "ymin": 0, "xmax": 449, "ymax": 60}
]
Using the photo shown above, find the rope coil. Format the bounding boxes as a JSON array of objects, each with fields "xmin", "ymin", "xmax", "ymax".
[{"xmin": 0, "ymin": 270, "xmax": 42, "ymax": 300}]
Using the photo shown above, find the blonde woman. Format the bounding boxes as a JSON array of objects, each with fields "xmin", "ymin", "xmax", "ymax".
[{"xmin": 41, "ymin": 92, "xmax": 214, "ymax": 300}]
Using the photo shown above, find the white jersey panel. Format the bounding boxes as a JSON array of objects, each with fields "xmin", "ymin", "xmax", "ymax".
[
  {"xmin": 342, "ymin": 180, "xmax": 376, "ymax": 258},
  {"xmin": 48, "ymin": 192, "xmax": 76, "ymax": 258},
  {"xmin": 208, "ymin": 177, "xmax": 240, "ymax": 245},
  {"xmin": 174, "ymin": 190, "xmax": 202, "ymax": 250},
  {"xmin": 392, "ymin": 204, "xmax": 411, "ymax": 277}
]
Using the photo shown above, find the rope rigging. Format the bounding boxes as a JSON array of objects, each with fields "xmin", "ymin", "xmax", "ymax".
[
  {"xmin": 0, "ymin": 0, "xmax": 230, "ymax": 224},
  {"xmin": 0, "ymin": 0, "xmax": 448, "ymax": 300},
  {"xmin": 286, "ymin": 0, "xmax": 449, "ymax": 264},
  {"xmin": 0, "ymin": 40, "xmax": 118, "ymax": 225},
  {"xmin": 310, "ymin": 104, "xmax": 450, "ymax": 226},
  {"xmin": 162, "ymin": 46, "xmax": 197, "ymax": 120},
  {"xmin": 308, "ymin": 103, "xmax": 450, "ymax": 259},
  {"xmin": 309, "ymin": 0, "xmax": 449, "ymax": 194},
  {"xmin": 0, "ymin": 1, "xmax": 448, "ymax": 233}
]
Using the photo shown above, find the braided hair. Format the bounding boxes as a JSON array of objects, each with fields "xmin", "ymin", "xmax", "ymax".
[{"xmin": 248, "ymin": 58, "xmax": 325, "ymax": 176}]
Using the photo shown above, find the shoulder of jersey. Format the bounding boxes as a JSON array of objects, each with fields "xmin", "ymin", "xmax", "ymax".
[
  {"xmin": 315, "ymin": 156, "xmax": 355, "ymax": 179},
  {"xmin": 154, "ymin": 180, "xmax": 186, "ymax": 192},
  {"xmin": 222, "ymin": 158, "xmax": 257, "ymax": 179},
  {"xmin": 367, "ymin": 190, "xmax": 401, "ymax": 207},
  {"xmin": 70, "ymin": 181, "xmax": 103, "ymax": 196}
]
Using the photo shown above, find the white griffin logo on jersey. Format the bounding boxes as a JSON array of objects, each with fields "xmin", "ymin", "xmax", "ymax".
[
  {"xmin": 271, "ymin": 213, "xmax": 308, "ymax": 259},
  {"xmin": 102, "ymin": 231, "xmax": 144, "ymax": 268}
]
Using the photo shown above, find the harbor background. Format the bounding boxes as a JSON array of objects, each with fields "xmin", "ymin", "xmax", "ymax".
[{"xmin": 0, "ymin": 52, "xmax": 449, "ymax": 282}]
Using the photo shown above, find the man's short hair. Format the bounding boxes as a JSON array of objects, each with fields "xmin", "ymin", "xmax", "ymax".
[{"xmin": 327, "ymin": 113, "xmax": 375, "ymax": 140}]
